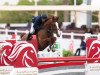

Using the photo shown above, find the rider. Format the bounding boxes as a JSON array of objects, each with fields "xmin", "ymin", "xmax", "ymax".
[{"xmin": 27, "ymin": 14, "xmax": 48, "ymax": 40}]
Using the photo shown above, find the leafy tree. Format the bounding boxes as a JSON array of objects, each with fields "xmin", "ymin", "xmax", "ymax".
[
  {"xmin": 4, "ymin": 2, "xmax": 9, "ymax": 5},
  {"xmin": 0, "ymin": 11, "xmax": 34, "ymax": 23},
  {"xmin": 69, "ymin": 0, "xmax": 83, "ymax": 5},
  {"xmin": 38, "ymin": 0, "xmax": 51, "ymax": 5},
  {"xmin": 38, "ymin": 0, "xmax": 63, "ymax": 22},
  {"xmin": 18, "ymin": 0, "xmax": 34, "ymax": 5},
  {"xmin": 38, "ymin": 0, "xmax": 63, "ymax": 5},
  {"xmin": 92, "ymin": 12, "xmax": 98, "ymax": 22},
  {"xmin": 77, "ymin": 0, "xmax": 83, "ymax": 5},
  {"xmin": 0, "ymin": 0, "xmax": 35, "ymax": 23},
  {"xmin": 52, "ymin": 0, "xmax": 63, "ymax": 5},
  {"xmin": 1, "ymin": 0, "xmax": 97, "ymax": 23}
]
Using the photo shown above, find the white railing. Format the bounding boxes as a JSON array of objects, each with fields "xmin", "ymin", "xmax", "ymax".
[
  {"xmin": 61, "ymin": 32, "xmax": 100, "ymax": 39},
  {"xmin": 0, "ymin": 29, "xmax": 99, "ymax": 42},
  {"xmin": 39, "ymin": 31, "xmax": 100, "ymax": 57},
  {"xmin": 0, "ymin": 29, "xmax": 29, "ymax": 40},
  {"xmin": 55, "ymin": 31, "xmax": 100, "ymax": 54},
  {"xmin": 0, "ymin": 29, "xmax": 99, "ymax": 39},
  {"xmin": 0, "ymin": 5, "xmax": 100, "ymax": 11},
  {"xmin": 0, "ymin": 29, "xmax": 99, "ymax": 50},
  {"xmin": 0, "ymin": 29, "xmax": 29, "ymax": 33}
]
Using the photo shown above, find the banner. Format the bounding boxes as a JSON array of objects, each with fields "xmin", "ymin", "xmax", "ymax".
[
  {"xmin": 0, "ymin": 66, "xmax": 14, "ymax": 75},
  {"xmin": 85, "ymin": 63, "xmax": 100, "ymax": 75},
  {"xmin": 11, "ymin": 67, "xmax": 38, "ymax": 75}
]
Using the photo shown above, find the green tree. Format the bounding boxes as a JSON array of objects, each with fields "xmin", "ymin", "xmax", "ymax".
[
  {"xmin": 69, "ymin": 0, "xmax": 83, "ymax": 5},
  {"xmin": 92, "ymin": 12, "xmax": 98, "ymax": 22},
  {"xmin": 18, "ymin": 0, "xmax": 34, "ymax": 5},
  {"xmin": 38, "ymin": 0, "xmax": 63, "ymax": 22},
  {"xmin": 4, "ymin": 2, "xmax": 9, "ymax": 5},
  {"xmin": 0, "ymin": 11, "xmax": 34, "ymax": 23},
  {"xmin": 0, "ymin": 0, "xmax": 35, "ymax": 23},
  {"xmin": 38, "ymin": 0, "xmax": 51, "ymax": 5},
  {"xmin": 38, "ymin": 0, "xmax": 63, "ymax": 5}
]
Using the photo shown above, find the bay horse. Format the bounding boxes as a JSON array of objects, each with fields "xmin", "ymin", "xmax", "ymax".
[{"xmin": 21, "ymin": 16, "xmax": 60, "ymax": 51}]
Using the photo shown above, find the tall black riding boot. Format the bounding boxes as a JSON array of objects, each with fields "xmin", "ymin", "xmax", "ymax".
[{"xmin": 27, "ymin": 33, "xmax": 32, "ymax": 41}]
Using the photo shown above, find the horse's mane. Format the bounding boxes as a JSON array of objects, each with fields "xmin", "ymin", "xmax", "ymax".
[{"xmin": 43, "ymin": 18, "xmax": 53, "ymax": 27}]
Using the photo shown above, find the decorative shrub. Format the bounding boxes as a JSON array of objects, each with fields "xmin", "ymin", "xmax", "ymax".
[{"xmin": 63, "ymin": 49, "xmax": 73, "ymax": 57}]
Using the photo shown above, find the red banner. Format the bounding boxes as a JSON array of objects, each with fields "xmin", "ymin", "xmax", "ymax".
[
  {"xmin": 86, "ymin": 38, "xmax": 100, "ymax": 63},
  {"xmin": 0, "ymin": 38, "xmax": 38, "ymax": 67}
]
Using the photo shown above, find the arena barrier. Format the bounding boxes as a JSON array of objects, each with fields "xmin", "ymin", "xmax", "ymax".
[{"xmin": 0, "ymin": 29, "xmax": 100, "ymax": 75}]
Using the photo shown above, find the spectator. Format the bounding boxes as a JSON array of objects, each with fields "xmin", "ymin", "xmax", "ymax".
[
  {"xmin": 95, "ymin": 27, "xmax": 100, "ymax": 34},
  {"xmin": 70, "ymin": 20, "xmax": 75, "ymax": 29},
  {"xmin": 74, "ymin": 37, "xmax": 86, "ymax": 56},
  {"xmin": 86, "ymin": 28, "xmax": 96, "ymax": 38},
  {"xmin": 5, "ymin": 23, "xmax": 10, "ymax": 30},
  {"xmin": 85, "ymin": 28, "xmax": 93, "ymax": 34},
  {"xmin": 81, "ymin": 25, "xmax": 86, "ymax": 31}
]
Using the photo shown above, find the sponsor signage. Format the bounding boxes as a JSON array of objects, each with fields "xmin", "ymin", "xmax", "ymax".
[
  {"xmin": 11, "ymin": 67, "xmax": 38, "ymax": 75},
  {"xmin": 0, "ymin": 66, "xmax": 14, "ymax": 75},
  {"xmin": 85, "ymin": 63, "xmax": 100, "ymax": 75}
]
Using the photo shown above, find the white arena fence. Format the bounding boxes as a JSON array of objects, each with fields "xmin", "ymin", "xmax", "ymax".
[
  {"xmin": 0, "ymin": 5, "xmax": 100, "ymax": 11},
  {"xmin": 42, "ymin": 31, "xmax": 100, "ymax": 57},
  {"xmin": 0, "ymin": 29, "xmax": 29, "ymax": 41},
  {"xmin": 54, "ymin": 31, "xmax": 100, "ymax": 52},
  {"xmin": 0, "ymin": 29, "xmax": 99, "ymax": 57}
]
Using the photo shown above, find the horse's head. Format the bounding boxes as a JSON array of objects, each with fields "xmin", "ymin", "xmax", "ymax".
[
  {"xmin": 43, "ymin": 15, "xmax": 60, "ymax": 37},
  {"xmin": 52, "ymin": 15, "xmax": 59, "ymax": 22},
  {"xmin": 54, "ymin": 22, "xmax": 60, "ymax": 37}
]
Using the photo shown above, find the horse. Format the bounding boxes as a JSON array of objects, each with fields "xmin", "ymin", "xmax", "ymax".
[{"xmin": 20, "ymin": 15, "xmax": 60, "ymax": 51}]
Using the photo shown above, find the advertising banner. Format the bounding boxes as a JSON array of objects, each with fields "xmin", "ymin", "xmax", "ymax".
[
  {"xmin": 11, "ymin": 67, "xmax": 38, "ymax": 75},
  {"xmin": 0, "ymin": 66, "xmax": 14, "ymax": 75},
  {"xmin": 85, "ymin": 63, "xmax": 100, "ymax": 75}
]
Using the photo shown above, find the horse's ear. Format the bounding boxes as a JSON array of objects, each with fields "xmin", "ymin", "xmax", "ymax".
[{"xmin": 52, "ymin": 16, "xmax": 59, "ymax": 21}]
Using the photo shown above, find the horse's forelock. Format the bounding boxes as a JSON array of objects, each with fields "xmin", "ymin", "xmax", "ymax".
[{"xmin": 52, "ymin": 16, "xmax": 59, "ymax": 22}]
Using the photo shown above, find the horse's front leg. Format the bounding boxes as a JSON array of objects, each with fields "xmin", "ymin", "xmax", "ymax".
[
  {"xmin": 40, "ymin": 37, "xmax": 56, "ymax": 51},
  {"xmin": 48, "ymin": 37, "xmax": 56, "ymax": 51}
]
